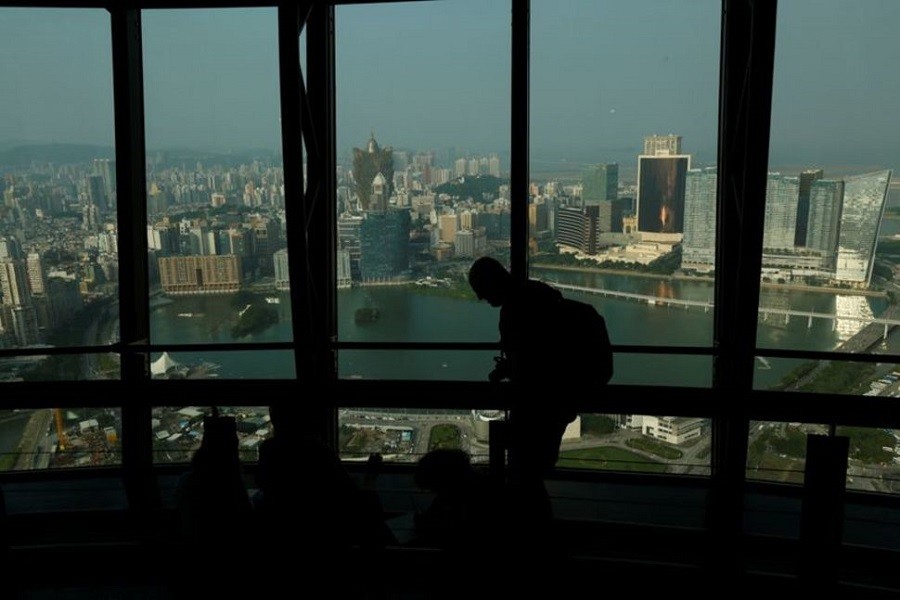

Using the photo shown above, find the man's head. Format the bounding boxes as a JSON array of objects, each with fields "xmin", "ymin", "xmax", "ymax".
[{"xmin": 468, "ymin": 256, "xmax": 511, "ymax": 307}]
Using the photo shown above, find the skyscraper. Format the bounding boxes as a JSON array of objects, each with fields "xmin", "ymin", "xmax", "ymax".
[
  {"xmin": 795, "ymin": 169, "xmax": 824, "ymax": 247},
  {"xmin": 582, "ymin": 163, "xmax": 618, "ymax": 203},
  {"xmin": 681, "ymin": 167, "xmax": 718, "ymax": 272},
  {"xmin": 805, "ymin": 179, "xmax": 843, "ymax": 269},
  {"xmin": 359, "ymin": 209, "xmax": 411, "ymax": 281},
  {"xmin": 643, "ymin": 134, "xmax": 682, "ymax": 156},
  {"xmin": 352, "ymin": 134, "xmax": 394, "ymax": 210},
  {"xmin": 26, "ymin": 252, "xmax": 46, "ymax": 296},
  {"xmin": 87, "ymin": 174, "xmax": 108, "ymax": 212},
  {"xmin": 273, "ymin": 248, "xmax": 290, "ymax": 290},
  {"xmin": 762, "ymin": 173, "xmax": 800, "ymax": 251},
  {"xmin": 834, "ymin": 170, "xmax": 892, "ymax": 285},
  {"xmin": 0, "ymin": 259, "xmax": 30, "ymax": 307},
  {"xmin": 636, "ymin": 155, "xmax": 690, "ymax": 234}
]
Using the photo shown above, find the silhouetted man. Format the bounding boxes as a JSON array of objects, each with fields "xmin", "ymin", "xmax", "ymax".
[{"xmin": 468, "ymin": 256, "xmax": 577, "ymax": 529}]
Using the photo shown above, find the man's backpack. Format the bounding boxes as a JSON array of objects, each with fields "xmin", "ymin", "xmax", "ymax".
[{"xmin": 558, "ymin": 298, "xmax": 614, "ymax": 386}]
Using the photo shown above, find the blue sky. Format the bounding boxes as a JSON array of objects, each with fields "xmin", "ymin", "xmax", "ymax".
[{"xmin": 0, "ymin": 1, "xmax": 898, "ymax": 174}]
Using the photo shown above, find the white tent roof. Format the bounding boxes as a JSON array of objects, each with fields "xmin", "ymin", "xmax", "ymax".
[{"xmin": 151, "ymin": 352, "xmax": 180, "ymax": 376}]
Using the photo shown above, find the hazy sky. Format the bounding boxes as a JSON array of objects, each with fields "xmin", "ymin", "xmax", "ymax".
[{"xmin": 0, "ymin": 1, "xmax": 898, "ymax": 173}]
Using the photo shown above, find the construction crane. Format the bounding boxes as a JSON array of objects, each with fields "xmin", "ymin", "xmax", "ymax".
[{"xmin": 53, "ymin": 408, "xmax": 69, "ymax": 451}]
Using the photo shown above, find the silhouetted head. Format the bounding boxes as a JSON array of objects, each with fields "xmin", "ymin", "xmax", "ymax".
[
  {"xmin": 415, "ymin": 449, "xmax": 475, "ymax": 495},
  {"xmin": 468, "ymin": 256, "xmax": 511, "ymax": 307}
]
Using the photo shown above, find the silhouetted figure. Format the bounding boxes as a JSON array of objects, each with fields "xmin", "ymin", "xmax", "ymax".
[
  {"xmin": 413, "ymin": 448, "xmax": 507, "ymax": 553},
  {"xmin": 468, "ymin": 257, "xmax": 578, "ymax": 542},
  {"xmin": 173, "ymin": 415, "xmax": 252, "ymax": 598},
  {"xmin": 251, "ymin": 404, "xmax": 394, "ymax": 594}
]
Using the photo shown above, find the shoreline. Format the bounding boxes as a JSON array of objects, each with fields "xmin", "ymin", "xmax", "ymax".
[{"xmin": 530, "ymin": 263, "xmax": 889, "ymax": 298}]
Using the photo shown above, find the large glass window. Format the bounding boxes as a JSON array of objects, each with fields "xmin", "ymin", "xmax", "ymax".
[
  {"xmin": 757, "ymin": 1, "xmax": 898, "ymax": 370},
  {"xmin": 334, "ymin": 0, "xmax": 511, "ymax": 368},
  {"xmin": 142, "ymin": 9, "xmax": 293, "ymax": 379},
  {"xmin": 0, "ymin": 9, "xmax": 117, "ymax": 380},
  {"xmin": 530, "ymin": 0, "xmax": 721, "ymax": 388}
]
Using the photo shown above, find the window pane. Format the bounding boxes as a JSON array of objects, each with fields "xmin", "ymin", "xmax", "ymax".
[
  {"xmin": 152, "ymin": 405, "xmax": 272, "ymax": 464},
  {"xmin": 339, "ymin": 408, "xmax": 495, "ymax": 465},
  {"xmin": 746, "ymin": 420, "xmax": 829, "ymax": 485},
  {"xmin": 150, "ymin": 350, "xmax": 295, "ymax": 380},
  {"xmin": 339, "ymin": 350, "xmax": 497, "ymax": 381},
  {"xmin": 143, "ymin": 9, "xmax": 292, "ymax": 372},
  {"xmin": 1, "ymin": 352, "xmax": 118, "ymax": 382},
  {"xmin": 0, "ymin": 408, "xmax": 121, "ymax": 471},
  {"xmin": 0, "ymin": 9, "xmax": 116, "ymax": 359},
  {"xmin": 837, "ymin": 425, "xmax": 900, "ymax": 495},
  {"xmin": 559, "ymin": 413, "xmax": 711, "ymax": 475},
  {"xmin": 755, "ymin": 358, "xmax": 900, "ymax": 396},
  {"xmin": 610, "ymin": 353, "xmax": 711, "ymax": 388},
  {"xmin": 335, "ymin": 0, "xmax": 511, "ymax": 360},
  {"xmin": 758, "ymin": 1, "xmax": 897, "ymax": 371},
  {"xmin": 530, "ymin": 0, "xmax": 720, "ymax": 352}
]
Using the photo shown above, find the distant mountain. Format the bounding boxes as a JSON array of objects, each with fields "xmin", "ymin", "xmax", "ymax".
[
  {"xmin": 0, "ymin": 143, "xmax": 114, "ymax": 167},
  {"xmin": 0, "ymin": 143, "xmax": 281, "ymax": 169}
]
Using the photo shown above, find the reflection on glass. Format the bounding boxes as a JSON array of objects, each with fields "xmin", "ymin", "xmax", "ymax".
[
  {"xmin": 149, "ymin": 350, "xmax": 295, "ymax": 380},
  {"xmin": 756, "ymin": 358, "xmax": 900, "ymax": 397},
  {"xmin": 529, "ymin": 1, "xmax": 720, "ymax": 348},
  {"xmin": 142, "ymin": 9, "xmax": 290, "ymax": 349},
  {"xmin": 335, "ymin": 1, "xmax": 511, "ymax": 344},
  {"xmin": 339, "ymin": 407, "xmax": 495, "ymax": 464},
  {"xmin": 0, "ymin": 9, "xmax": 116, "ymax": 359},
  {"xmin": 339, "ymin": 350, "xmax": 498, "ymax": 381},
  {"xmin": 152, "ymin": 406, "xmax": 271, "ymax": 464},
  {"xmin": 558, "ymin": 413, "xmax": 711, "ymax": 476},
  {"xmin": 746, "ymin": 420, "xmax": 828, "ymax": 485},
  {"xmin": 0, "ymin": 353, "xmax": 120, "ymax": 382},
  {"xmin": 0, "ymin": 408, "xmax": 121, "ymax": 470}
]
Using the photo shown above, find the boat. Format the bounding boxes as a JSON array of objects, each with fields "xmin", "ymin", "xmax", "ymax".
[
  {"xmin": 265, "ymin": 296, "xmax": 281, "ymax": 304},
  {"xmin": 177, "ymin": 313, "xmax": 193, "ymax": 318},
  {"xmin": 354, "ymin": 307, "xmax": 380, "ymax": 324}
]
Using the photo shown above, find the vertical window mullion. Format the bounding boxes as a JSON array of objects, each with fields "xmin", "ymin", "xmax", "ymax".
[
  {"xmin": 110, "ymin": 6, "xmax": 158, "ymax": 513},
  {"xmin": 710, "ymin": 0, "xmax": 778, "ymax": 573},
  {"xmin": 510, "ymin": 0, "xmax": 529, "ymax": 284}
]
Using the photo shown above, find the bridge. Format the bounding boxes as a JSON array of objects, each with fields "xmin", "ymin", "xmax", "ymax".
[{"xmin": 548, "ymin": 282, "xmax": 900, "ymax": 341}]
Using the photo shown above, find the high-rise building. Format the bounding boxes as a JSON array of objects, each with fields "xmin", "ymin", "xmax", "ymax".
[
  {"xmin": 9, "ymin": 305, "xmax": 39, "ymax": 346},
  {"xmin": 834, "ymin": 170, "xmax": 892, "ymax": 285},
  {"xmin": 157, "ymin": 255, "xmax": 242, "ymax": 295},
  {"xmin": 529, "ymin": 200, "xmax": 549, "ymax": 233},
  {"xmin": 439, "ymin": 213, "xmax": 458, "ymax": 244},
  {"xmin": 337, "ymin": 214, "xmax": 364, "ymax": 281},
  {"xmin": 0, "ymin": 236, "xmax": 23, "ymax": 260},
  {"xmin": 26, "ymin": 252, "xmax": 46, "ymax": 295},
  {"xmin": 636, "ymin": 155, "xmax": 690, "ymax": 234},
  {"xmin": 643, "ymin": 134, "xmax": 682, "ymax": 156},
  {"xmin": 805, "ymin": 179, "xmax": 843, "ymax": 269},
  {"xmin": 489, "ymin": 154, "xmax": 501, "ymax": 178},
  {"xmin": 582, "ymin": 163, "xmax": 618, "ymax": 203},
  {"xmin": 93, "ymin": 158, "xmax": 116, "ymax": 199},
  {"xmin": 359, "ymin": 209, "xmax": 410, "ymax": 281},
  {"xmin": 352, "ymin": 134, "xmax": 394, "ymax": 210},
  {"xmin": 556, "ymin": 205, "xmax": 600, "ymax": 255},
  {"xmin": 762, "ymin": 174, "xmax": 800, "ymax": 251},
  {"xmin": 0, "ymin": 259, "xmax": 30, "ymax": 307},
  {"xmin": 454, "ymin": 158, "xmax": 467, "ymax": 178},
  {"xmin": 455, "ymin": 229, "xmax": 475, "ymax": 259},
  {"xmin": 87, "ymin": 175, "xmax": 108, "ymax": 212},
  {"xmin": 273, "ymin": 248, "xmax": 290, "ymax": 290},
  {"xmin": 337, "ymin": 248, "xmax": 352, "ymax": 289},
  {"xmin": 795, "ymin": 169, "xmax": 824, "ymax": 246},
  {"xmin": 682, "ymin": 167, "xmax": 718, "ymax": 272}
]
